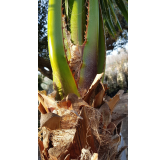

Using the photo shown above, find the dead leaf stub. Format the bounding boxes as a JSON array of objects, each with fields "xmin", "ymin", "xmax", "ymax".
[
  {"xmin": 38, "ymin": 102, "xmax": 47, "ymax": 114},
  {"xmin": 105, "ymin": 94, "xmax": 120, "ymax": 114},
  {"xmin": 99, "ymin": 102, "xmax": 111, "ymax": 129},
  {"xmin": 107, "ymin": 113, "xmax": 127, "ymax": 134},
  {"xmin": 83, "ymin": 73, "xmax": 104, "ymax": 104},
  {"xmin": 38, "ymin": 91, "xmax": 59, "ymax": 113},
  {"xmin": 66, "ymin": 93, "xmax": 89, "ymax": 114},
  {"xmin": 93, "ymin": 82, "xmax": 105, "ymax": 108},
  {"xmin": 40, "ymin": 113, "xmax": 61, "ymax": 130}
]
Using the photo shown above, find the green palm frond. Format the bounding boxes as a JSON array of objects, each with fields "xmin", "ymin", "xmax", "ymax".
[
  {"xmin": 114, "ymin": 0, "xmax": 128, "ymax": 22},
  {"xmin": 100, "ymin": 0, "xmax": 128, "ymax": 38},
  {"xmin": 108, "ymin": 0, "xmax": 122, "ymax": 31}
]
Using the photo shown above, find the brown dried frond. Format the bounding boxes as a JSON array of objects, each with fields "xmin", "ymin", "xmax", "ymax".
[{"xmin": 83, "ymin": 73, "xmax": 104, "ymax": 103}]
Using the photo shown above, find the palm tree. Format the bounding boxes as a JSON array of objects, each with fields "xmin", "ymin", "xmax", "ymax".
[{"xmin": 38, "ymin": 0, "xmax": 128, "ymax": 159}]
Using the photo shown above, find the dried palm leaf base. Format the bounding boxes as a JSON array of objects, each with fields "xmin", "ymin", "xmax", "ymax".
[{"xmin": 38, "ymin": 74, "xmax": 127, "ymax": 160}]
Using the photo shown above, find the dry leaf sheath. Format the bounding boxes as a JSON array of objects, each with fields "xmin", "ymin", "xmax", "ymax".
[{"xmin": 38, "ymin": 74, "xmax": 127, "ymax": 160}]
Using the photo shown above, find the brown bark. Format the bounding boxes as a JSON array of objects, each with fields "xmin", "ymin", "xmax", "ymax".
[{"xmin": 68, "ymin": 106, "xmax": 97, "ymax": 159}]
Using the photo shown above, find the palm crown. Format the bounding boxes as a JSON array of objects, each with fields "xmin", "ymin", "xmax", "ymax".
[{"xmin": 47, "ymin": 0, "xmax": 128, "ymax": 100}]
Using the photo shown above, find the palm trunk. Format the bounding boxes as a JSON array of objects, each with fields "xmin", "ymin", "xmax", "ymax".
[{"xmin": 38, "ymin": 74, "xmax": 127, "ymax": 160}]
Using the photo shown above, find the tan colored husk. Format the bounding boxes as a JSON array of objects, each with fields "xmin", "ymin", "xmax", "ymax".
[{"xmin": 38, "ymin": 74, "xmax": 127, "ymax": 160}]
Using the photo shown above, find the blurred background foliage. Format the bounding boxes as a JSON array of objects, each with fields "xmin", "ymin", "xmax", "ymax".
[{"xmin": 104, "ymin": 48, "xmax": 128, "ymax": 97}]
